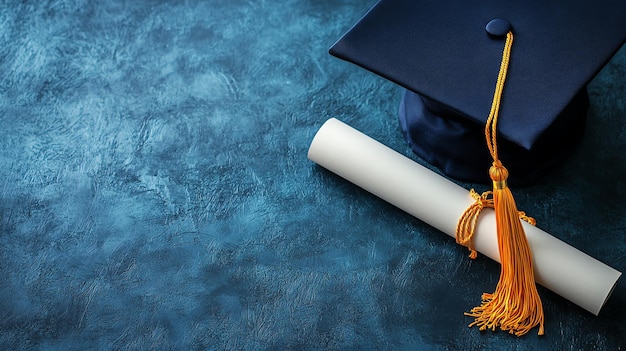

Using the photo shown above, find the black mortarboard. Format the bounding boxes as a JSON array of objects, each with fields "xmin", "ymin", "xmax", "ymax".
[{"xmin": 330, "ymin": 0, "xmax": 626, "ymax": 184}]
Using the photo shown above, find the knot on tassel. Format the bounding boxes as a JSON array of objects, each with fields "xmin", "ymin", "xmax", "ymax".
[{"xmin": 489, "ymin": 161, "xmax": 509, "ymax": 182}]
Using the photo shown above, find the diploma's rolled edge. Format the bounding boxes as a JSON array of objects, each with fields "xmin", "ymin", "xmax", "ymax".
[
  {"xmin": 307, "ymin": 117, "xmax": 622, "ymax": 315},
  {"xmin": 599, "ymin": 271, "xmax": 622, "ymax": 316},
  {"xmin": 307, "ymin": 118, "xmax": 335, "ymax": 162},
  {"xmin": 308, "ymin": 118, "xmax": 345, "ymax": 164}
]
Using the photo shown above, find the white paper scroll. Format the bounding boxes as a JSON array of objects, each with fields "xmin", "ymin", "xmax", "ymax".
[{"xmin": 308, "ymin": 117, "xmax": 621, "ymax": 315}]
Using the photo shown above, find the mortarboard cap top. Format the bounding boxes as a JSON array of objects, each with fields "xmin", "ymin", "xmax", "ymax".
[{"xmin": 330, "ymin": 0, "xmax": 626, "ymax": 184}]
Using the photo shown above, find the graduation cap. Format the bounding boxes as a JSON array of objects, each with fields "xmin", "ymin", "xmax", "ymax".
[
  {"xmin": 330, "ymin": 0, "xmax": 626, "ymax": 185},
  {"xmin": 328, "ymin": 0, "xmax": 626, "ymax": 336}
]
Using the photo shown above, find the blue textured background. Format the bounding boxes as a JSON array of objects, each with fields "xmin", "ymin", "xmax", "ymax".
[{"xmin": 1, "ymin": 1, "xmax": 625, "ymax": 350}]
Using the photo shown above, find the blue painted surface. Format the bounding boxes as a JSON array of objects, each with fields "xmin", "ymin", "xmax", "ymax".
[{"xmin": 0, "ymin": 1, "xmax": 625, "ymax": 350}]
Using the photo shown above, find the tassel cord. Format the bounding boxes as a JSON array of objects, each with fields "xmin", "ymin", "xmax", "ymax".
[{"xmin": 455, "ymin": 31, "xmax": 545, "ymax": 336}]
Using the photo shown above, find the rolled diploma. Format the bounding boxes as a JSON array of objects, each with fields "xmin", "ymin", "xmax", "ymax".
[{"xmin": 308, "ymin": 118, "xmax": 621, "ymax": 315}]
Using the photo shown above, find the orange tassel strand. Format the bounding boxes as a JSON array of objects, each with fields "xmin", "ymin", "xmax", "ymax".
[
  {"xmin": 456, "ymin": 31, "xmax": 545, "ymax": 336},
  {"xmin": 456, "ymin": 189, "xmax": 492, "ymax": 259}
]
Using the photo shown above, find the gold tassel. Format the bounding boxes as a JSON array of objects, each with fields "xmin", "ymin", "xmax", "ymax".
[{"xmin": 456, "ymin": 32, "xmax": 545, "ymax": 336}]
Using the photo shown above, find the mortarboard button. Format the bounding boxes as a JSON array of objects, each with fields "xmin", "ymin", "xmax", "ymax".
[{"xmin": 485, "ymin": 19, "xmax": 511, "ymax": 38}]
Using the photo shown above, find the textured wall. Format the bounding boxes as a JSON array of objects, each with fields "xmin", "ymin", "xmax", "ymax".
[{"xmin": 0, "ymin": 1, "xmax": 625, "ymax": 350}]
